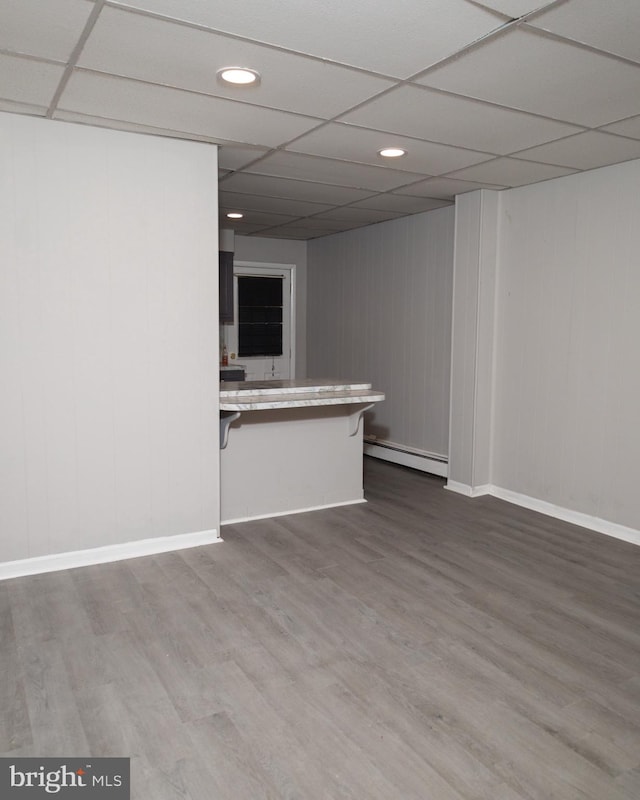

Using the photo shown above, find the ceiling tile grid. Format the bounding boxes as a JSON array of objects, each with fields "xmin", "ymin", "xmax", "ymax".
[
  {"xmin": 352, "ymin": 194, "xmax": 454, "ymax": 214},
  {"xmin": 0, "ymin": 54, "xmax": 66, "ymax": 108},
  {"xmin": 77, "ymin": 6, "xmax": 396, "ymax": 118},
  {"xmin": 336, "ymin": 84, "xmax": 585, "ymax": 155},
  {"xmin": 527, "ymin": 0, "xmax": 640, "ymax": 64},
  {"xmin": 396, "ymin": 176, "xmax": 509, "ymax": 198},
  {"xmin": 235, "ymin": 150, "xmax": 433, "ymax": 193},
  {"xmin": 600, "ymin": 116, "xmax": 640, "ymax": 141},
  {"xmin": 446, "ymin": 156, "xmax": 578, "ymax": 187},
  {"xmin": 107, "ymin": 0, "xmax": 507, "ymax": 77},
  {"xmin": 512, "ymin": 131, "xmax": 640, "ymax": 170},
  {"xmin": 0, "ymin": 0, "xmax": 94, "ymax": 62},
  {"xmin": 2, "ymin": 0, "xmax": 640, "ymax": 238},
  {"xmin": 472, "ymin": 1, "xmax": 544, "ymax": 16},
  {"xmin": 415, "ymin": 27, "xmax": 640, "ymax": 128},
  {"xmin": 285, "ymin": 122, "xmax": 496, "ymax": 174}
]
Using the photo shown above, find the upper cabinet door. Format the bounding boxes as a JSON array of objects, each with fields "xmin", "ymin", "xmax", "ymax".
[{"xmin": 219, "ymin": 250, "xmax": 234, "ymax": 323}]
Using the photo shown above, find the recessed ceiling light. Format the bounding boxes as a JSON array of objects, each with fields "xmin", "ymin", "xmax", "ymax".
[
  {"xmin": 378, "ymin": 147, "xmax": 407, "ymax": 158},
  {"xmin": 226, "ymin": 212, "xmax": 244, "ymax": 219},
  {"xmin": 217, "ymin": 67, "xmax": 260, "ymax": 86}
]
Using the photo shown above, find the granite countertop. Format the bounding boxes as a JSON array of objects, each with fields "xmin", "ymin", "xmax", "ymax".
[{"xmin": 220, "ymin": 378, "xmax": 385, "ymax": 411}]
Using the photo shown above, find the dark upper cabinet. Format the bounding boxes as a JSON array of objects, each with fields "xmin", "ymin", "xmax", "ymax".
[{"xmin": 219, "ymin": 250, "xmax": 234, "ymax": 323}]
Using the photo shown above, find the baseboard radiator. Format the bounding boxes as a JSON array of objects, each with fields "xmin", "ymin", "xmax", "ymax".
[{"xmin": 363, "ymin": 437, "xmax": 448, "ymax": 478}]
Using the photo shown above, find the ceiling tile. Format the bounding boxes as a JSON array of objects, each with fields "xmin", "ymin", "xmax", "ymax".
[
  {"xmin": 78, "ymin": 7, "xmax": 393, "ymax": 118},
  {"xmin": 514, "ymin": 131, "xmax": 640, "ymax": 170},
  {"xmin": 0, "ymin": 0, "xmax": 93, "ymax": 62},
  {"xmin": 0, "ymin": 99, "xmax": 48, "ymax": 116},
  {"xmin": 529, "ymin": 0, "xmax": 640, "ymax": 63},
  {"xmin": 338, "ymin": 85, "xmax": 582, "ymax": 155},
  {"xmin": 417, "ymin": 28, "xmax": 640, "ymax": 128},
  {"xmin": 287, "ymin": 122, "xmax": 494, "ymax": 174},
  {"xmin": 4, "ymin": 0, "xmax": 639, "ymax": 241},
  {"xmin": 219, "ymin": 220, "xmax": 269, "ymax": 236},
  {"xmin": 219, "ymin": 209, "xmax": 298, "ymax": 227},
  {"xmin": 351, "ymin": 194, "xmax": 453, "ymax": 213},
  {"xmin": 218, "ymin": 192, "xmax": 333, "ymax": 217},
  {"xmin": 472, "ymin": 1, "xmax": 543, "ymax": 16},
  {"xmin": 55, "ymin": 108, "xmax": 230, "ymax": 143},
  {"xmin": 109, "ymin": 0, "xmax": 504, "ymax": 77},
  {"xmin": 241, "ymin": 151, "xmax": 430, "ymax": 192},
  {"xmin": 314, "ymin": 207, "xmax": 405, "ymax": 224},
  {"xmin": 447, "ymin": 157, "xmax": 577, "ymax": 187},
  {"xmin": 288, "ymin": 217, "xmax": 371, "ymax": 232},
  {"xmin": 600, "ymin": 115, "xmax": 640, "ymax": 141},
  {"xmin": 218, "ymin": 172, "xmax": 374, "ymax": 205},
  {"xmin": 397, "ymin": 176, "xmax": 507, "ymax": 198},
  {"xmin": 0, "ymin": 55, "xmax": 65, "ymax": 107},
  {"xmin": 56, "ymin": 71, "xmax": 320, "ymax": 145},
  {"xmin": 286, "ymin": 218, "xmax": 358, "ymax": 230},
  {"xmin": 251, "ymin": 227, "xmax": 332, "ymax": 240},
  {"xmin": 218, "ymin": 144, "xmax": 271, "ymax": 171}
]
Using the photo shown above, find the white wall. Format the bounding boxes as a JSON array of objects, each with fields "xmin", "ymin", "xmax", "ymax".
[
  {"xmin": 307, "ymin": 207, "xmax": 454, "ymax": 459},
  {"xmin": 0, "ymin": 113, "xmax": 220, "ymax": 568},
  {"xmin": 234, "ymin": 235, "xmax": 308, "ymax": 377},
  {"xmin": 492, "ymin": 159, "xmax": 640, "ymax": 532}
]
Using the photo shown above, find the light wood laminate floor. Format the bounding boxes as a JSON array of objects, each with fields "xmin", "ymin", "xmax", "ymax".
[{"xmin": 2, "ymin": 457, "xmax": 640, "ymax": 799}]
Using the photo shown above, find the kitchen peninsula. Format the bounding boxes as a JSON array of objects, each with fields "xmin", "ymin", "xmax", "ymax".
[{"xmin": 220, "ymin": 379, "xmax": 384, "ymax": 524}]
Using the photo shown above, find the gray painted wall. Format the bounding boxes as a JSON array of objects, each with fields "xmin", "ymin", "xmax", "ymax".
[
  {"xmin": 307, "ymin": 207, "xmax": 454, "ymax": 458},
  {"xmin": 0, "ymin": 113, "xmax": 220, "ymax": 563},
  {"xmin": 493, "ymin": 159, "xmax": 640, "ymax": 530}
]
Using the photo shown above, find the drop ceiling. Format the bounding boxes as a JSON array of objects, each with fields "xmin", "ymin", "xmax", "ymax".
[{"xmin": 3, "ymin": 0, "xmax": 640, "ymax": 239}]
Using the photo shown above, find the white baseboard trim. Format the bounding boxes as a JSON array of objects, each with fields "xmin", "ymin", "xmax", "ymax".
[
  {"xmin": 445, "ymin": 481, "xmax": 492, "ymax": 497},
  {"xmin": 364, "ymin": 442, "xmax": 448, "ymax": 478},
  {"xmin": 222, "ymin": 498, "xmax": 366, "ymax": 526},
  {"xmin": 490, "ymin": 486, "xmax": 640, "ymax": 548},
  {"xmin": 445, "ymin": 480, "xmax": 640, "ymax": 547},
  {"xmin": 0, "ymin": 528, "xmax": 222, "ymax": 582}
]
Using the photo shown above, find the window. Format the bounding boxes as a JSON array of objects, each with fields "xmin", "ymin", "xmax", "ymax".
[{"xmin": 237, "ymin": 275, "xmax": 283, "ymax": 357}]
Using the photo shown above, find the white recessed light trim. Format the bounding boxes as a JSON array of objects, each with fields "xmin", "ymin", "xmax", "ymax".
[
  {"xmin": 217, "ymin": 67, "xmax": 260, "ymax": 86},
  {"xmin": 226, "ymin": 212, "xmax": 244, "ymax": 219},
  {"xmin": 378, "ymin": 147, "xmax": 407, "ymax": 158}
]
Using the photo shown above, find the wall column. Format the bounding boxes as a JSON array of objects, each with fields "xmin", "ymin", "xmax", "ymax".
[{"xmin": 447, "ymin": 190, "xmax": 500, "ymax": 495}]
